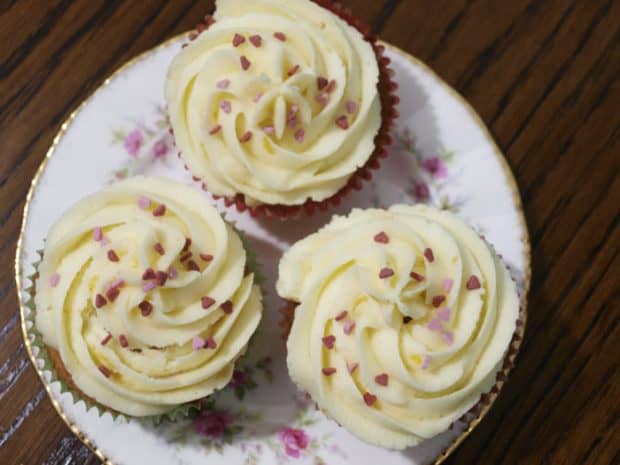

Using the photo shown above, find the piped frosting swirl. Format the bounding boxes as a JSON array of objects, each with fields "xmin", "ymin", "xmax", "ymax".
[
  {"xmin": 165, "ymin": 0, "xmax": 381, "ymax": 206},
  {"xmin": 35, "ymin": 176, "xmax": 262, "ymax": 416},
  {"xmin": 277, "ymin": 205, "xmax": 519, "ymax": 448}
]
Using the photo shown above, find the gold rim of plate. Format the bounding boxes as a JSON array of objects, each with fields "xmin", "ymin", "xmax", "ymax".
[{"xmin": 14, "ymin": 33, "xmax": 531, "ymax": 465}]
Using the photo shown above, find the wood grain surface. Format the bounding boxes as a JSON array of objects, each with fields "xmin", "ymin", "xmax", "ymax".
[{"xmin": 1, "ymin": 1, "xmax": 618, "ymax": 464}]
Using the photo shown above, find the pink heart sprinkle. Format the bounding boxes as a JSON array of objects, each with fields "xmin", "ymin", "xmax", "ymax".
[
  {"xmin": 137, "ymin": 196, "xmax": 151, "ymax": 209},
  {"xmin": 335, "ymin": 310, "xmax": 348, "ymax": 321},
  {"xmin": 220, "ymin": 100, "xmax": 232, "ymax": 114},
  {"xmin": 262, "ymin": 126, "xmax": 275, "ymax": 134},
  {"xmin": 437, "ymin": 307, "xmax": 451, "ymax": 322},
  {"xmin": 427, "ymin": 318, "xmax": 443, "ymax": 332},
  {"xmin": 379, "ymin": 267, "xmax": 394, "ymax": 279},
  {"xmin": 143, "ymin": 281, "xmax": 157, "ymax": 293},
  {"xmin": 442, "ymin": 331, "xmax": 454, "ymax": 345},
  {"xmin": 286, "ymin": 116, "xmax": 297, "ymax": 128},
  {"xmin": 108, "ymin": 278, "xmax": 125, "ymax": 290},
  {"xmin": 294, "ymin": 129, "xmax": 305, "ymax": 143},
  {"xmin": 216, "ymin": 79, "xmax": 230, "ymax": 89},
  {"xmin": 192, "ymin": 336, "xmax": 205, "ymax": 350},
  {"xmin": 100, "ymin": 237, "xmax": 110, "ymax": 246},
  {"xmin": 421, "ymin": 355, "xmax": 431, "ymax": 369},
  {"xmin": 168, "ymin": 266, "xmax": 178, "ymax": 279},
  {"xmin": 374, "ymin": 231, "xmax": 389, "ymax": 243},
  {"xmin": 253, "ymin": 92, "xmax": 263, "ymax": 103},
  {"xmin": 443, "ymin": 278, "xmax": 454, "ymax": 292},
  {"xmin": 347, "ymin": 362, "xmax": 358, "ymax": 374},
  {"xmin": 346, "ymin": 100, "xmax": 358, "ymax": 114},
  {"xmin": 50, "ymin": 273, "xmax": 60, "ymax": 287},
  {"xmin": 315, "ymin": 92, "xmax": 329, "ymax": 105},
  {"xmin": 343, "ymin": 320, "xmax": 356, "ymax": 335},
  {"xmin": 93, "ymin": 227, "xmax": 103, "ymax": 241}
]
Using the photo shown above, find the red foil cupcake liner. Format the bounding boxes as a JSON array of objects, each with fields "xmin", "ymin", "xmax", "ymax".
[{"xmin": 177, "ymin": 0, "xmax": 400, "ymax": 220}]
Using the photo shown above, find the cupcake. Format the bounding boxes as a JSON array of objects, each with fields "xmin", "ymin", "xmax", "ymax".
[
  {"xmin": 277, "ymin": 205, "xmax": 520, "ymax": 449},
  {"xmin": 165, "ymin": 0, "xmax": 398, "ymax": 218},
  {"xmin": 33, "ymin": 176, "xmax": 263, "ymax": 417}
]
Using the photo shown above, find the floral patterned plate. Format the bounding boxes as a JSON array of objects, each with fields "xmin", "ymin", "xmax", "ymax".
[{"xmin": 16, "ymin": 34, "xmax": 530, "ymax": 465}]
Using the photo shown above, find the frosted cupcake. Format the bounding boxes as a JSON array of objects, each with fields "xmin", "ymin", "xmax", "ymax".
[
  {"xmin": 34, "ymin": 176, "xmax": 263, "ymax": 417},
  {"xmin": 165, "ymin": 0, "xmax": 398, "ymax": 218},
  {"xmin": 277, "ymin": 205, "xmax": 520, "ymax": 449}
]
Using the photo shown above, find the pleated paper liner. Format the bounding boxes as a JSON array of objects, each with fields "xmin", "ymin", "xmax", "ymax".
[
  {"xmin": 277, "ymin": 246, "xmax": 526, "ymax": 454},
  {"xmin": 175, "ymin": 0, "xmax": 400, "ymax": 220},
  {"xmin": 23, "ymin": 224, "xmax": 267, "ymax": 425}
]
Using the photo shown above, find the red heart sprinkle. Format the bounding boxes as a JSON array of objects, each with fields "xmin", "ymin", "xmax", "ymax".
[
  {"xmin": 152, "ymin": 204, "xmax": 166, "ymax": 217},
  {"xmin": 375, "ymin": 373, "xmax": 389, "ymax": 386},
  {"xmin": 232, "ymin": 33, "xmax": 245, "ymax": 47},
  {"xmin": 335, "ymin": 115, "xmax": 349, "ymax": 130},
  {"xmin": 287, "ymin": 64, "xmax": 300, "ymax": 76},
  {"xmin": 322, "ymin": 335, "xmax": 336, "ymax": 349},
  {"xmin": 200, "ymin": 253, "xmax": 214, "ymax": 262},
  {"xmin": 410, "ymin": 271, "xmax": 425, "ymax": 282},
  {"xmin": 180, "ymin": 251, "xmax": 192, "ymax": 262},
  {"xmin": 105, "ymin": 287, "xmax": 120, "ymax": 302},
  {"xmin": 274, "ymin": 32, "xmax": 286, "ymax": 41},
  {"xmin": 466, "ymin": 275, "xmax": 481, "ymax": 290},
  {"xmin": 322, "ymin": 367, "xmax": 337, "ymax": 376},
  {"xmin": 374, "ymin": 231, "xmax": 389, "ymax": 243},
  {"xmin": 107, "ymin": 250, "xmax": 119, "ymax": 262},
  {"xmin": 249, "ymin": 34, "xmax": 262, "ymax": 47},
  {"xmin": 153, "ymin": 243, "xmax": 165, "ymax": 255},
  {"xmin": 142, "ymin": 268, "xmax": 156, "ymax": 280},
  {"xmin": 379, "ymin": 267, "xmax": 394, "ymax": 279},
  {"xmin": 139, "ymin": 300, "xmax": 153, "ymax": 316},
  {"xmin": 240, "ymin": 56, "xmax": 251, "ymax": 70},
  {"xmin": 363, "ymin": 392, "xmax": 377, "ymax": 406},
  {"xmin": 317, "ymin": 76, "xmax": 328, "ymax": 89},
  {"xmin": 119, "ymin": 334, "xmax": 129, "ymax": 348},
  {"xmin": 156, "ymin": 271, "xmax": 168, "ymax": 286},
  {"xmin": 239, "ymin": 130, "xmax": 253, "ymax": 142},
  {"xmin": 98, "ymin": 365, "xmax": 111, "ymax": 378},
  {"xmin": 186, "ymin": 260, "xmax": 200, "ymax": 272},
  {"xmin": 101, "ymin": 333, "xmax": 112, "ymax": 345},
  {"xmin": 182, "ymin": 238, "xmax": 192, "ymax": 252},
  {"xmin": 221, "ymin": 300, "xmax": 234, "ymax": 314},
  {"xmin": 209, "ymin": 124, "xmax": 222, "ymax": 135},
  {"xmin": 95, "ymin": 294, "xmax": 107, "ymax": 308},
  {"xmin": 432, "ymin": 295, "xmax": 446, "ymax": 308},
  {"xmin": 205, "ymin": 336, "xmax": 217, "ymax": 349},
  {"xmin": 201, "ymin": 296, "xmax": 215, "ymax": 309},
  {"xmin": 424, "ymin": 248, "xmax": 434, "ymax": 262},
  {"xmin": 326, "ymin": 79, "xmax": 337, "ymax": 93},
  {"xmin": 403, "ymin": 316, "xmax": 412, "ymax": 324},
  {"xmin": 335, "ymin": 310, "xmax": 348, "ymax": 321}
]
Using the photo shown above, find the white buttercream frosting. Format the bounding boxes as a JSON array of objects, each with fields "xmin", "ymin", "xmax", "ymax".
[
  {"xmin": 165, "ymin": 0, "xmax": 381, "ymax": 206},
  {"xmin": 35, "ymin": 176, "xmax": 262, "ymax": 416},
  {"xmin": 278, "ymin": 205, "xmax": 519, "ymax": 448}
]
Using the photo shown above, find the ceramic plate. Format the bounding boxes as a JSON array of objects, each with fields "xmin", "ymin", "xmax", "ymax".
[{"xmin": 16, "ymin": 34, "xmax": 530, "ymax": 465}]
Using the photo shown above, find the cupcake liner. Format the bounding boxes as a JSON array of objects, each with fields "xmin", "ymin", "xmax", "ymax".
[
  {"xmin": 24, "ymin": 229, "xmax": 267, "ymax": 425},
  {"xmin": 176, "ymin": 0, "xmax": 400, "ymax": 220},
  {"xmin": 277, "ymin": 248, "xmax": 527, "ymax": 450}
]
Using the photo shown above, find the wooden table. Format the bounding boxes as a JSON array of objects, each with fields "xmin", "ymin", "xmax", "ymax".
[{"xmin": 1, "ymin": 1, "xmax": 618, "ymax": 464}]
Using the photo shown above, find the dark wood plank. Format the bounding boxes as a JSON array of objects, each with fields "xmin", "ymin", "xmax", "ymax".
[{"xmin": 0, "ymin": 0, "xmax": 618, "ymax": 464}]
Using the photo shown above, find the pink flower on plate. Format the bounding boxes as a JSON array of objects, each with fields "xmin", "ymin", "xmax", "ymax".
[
  {"xmin": 279, "ymin": 427, "xmax": 309, "ymax": 458},
  {"xmin": 193, "ymin": 410, "xmax": 230, "ymax": 438},
  {"xmin": 414, "ymin": 181, "xmax": 430, "ymax": 201},
  {"xmin": 124, "ymin": 129, "xmax": 143, "ymax": 156},
  {"xmin": 421, "ymin": 156, "xmax": 448, "ymax": 179},
  {"xmin": 152, "ymin": 138, "xmax": 168, "ymax": 158}
]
